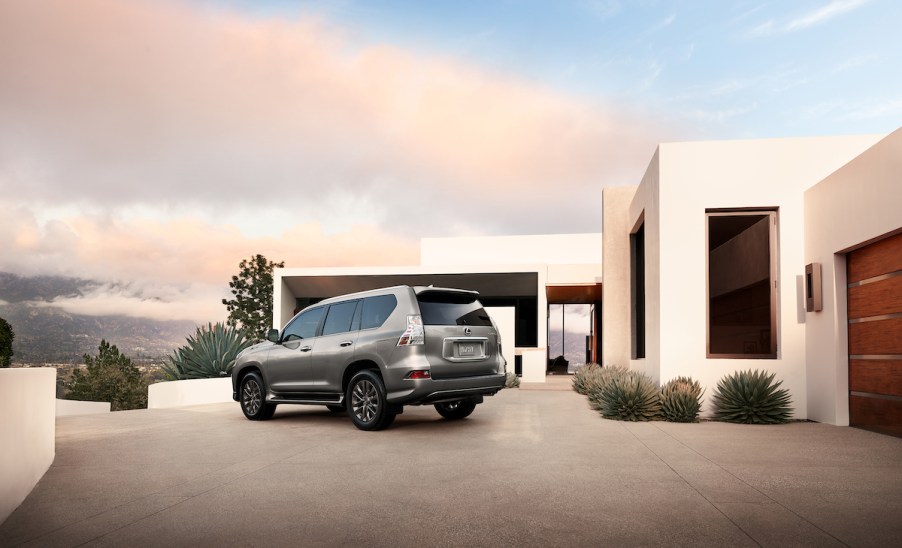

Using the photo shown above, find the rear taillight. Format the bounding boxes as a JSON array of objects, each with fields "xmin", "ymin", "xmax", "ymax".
[
  {"xmin": 404, "ymin": 370, "xmax": 431, "ymax": 380},
  {"xmin": 397, "ymin": 314, "xmax": 425, "ymax": 346}
]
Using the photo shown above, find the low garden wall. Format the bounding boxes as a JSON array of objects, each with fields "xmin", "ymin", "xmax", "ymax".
[
  {"xmin": 56, "ymin": 399, "xmax": 111, "ymax": 416},
  {"xmin": 148, "ymin": 377, "xmax": 233, "ymax": 408},
  {"xmin": 0, "ymin": 368, "xmax": 56, "ymax": 525}
]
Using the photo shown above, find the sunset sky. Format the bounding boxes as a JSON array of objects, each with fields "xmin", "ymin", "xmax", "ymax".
[{"xmin": 1, "ymin": 0, "xmax": 900, "ymax": 323}]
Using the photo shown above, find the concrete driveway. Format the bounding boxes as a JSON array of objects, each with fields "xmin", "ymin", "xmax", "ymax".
[{"xmin": 2, "ymin": 388, "xmax": 901, "ymax": 547}]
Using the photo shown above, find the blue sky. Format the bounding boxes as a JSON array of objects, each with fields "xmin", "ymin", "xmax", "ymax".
[
  {"xmin": 215, "ymin": 0, "xmax": 902, "ymax": 138},
  {"xmin": 1, "ymin": 0, "xmax": 899, "ymax": 322}
]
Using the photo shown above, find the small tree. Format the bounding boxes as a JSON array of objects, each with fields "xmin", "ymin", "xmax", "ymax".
[
  {"xmin": 0, "ymin": 317, "xmax": 13, "ymax": 367},
  {"xmin": 67, "ymin": 340, "xmax": 148, "ymax": 411},
  {"xmin": 222, "ymin": 254, "xmax": 284, "ymax": 340}
]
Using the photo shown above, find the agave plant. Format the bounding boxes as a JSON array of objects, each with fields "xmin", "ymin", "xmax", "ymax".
[
  {"xmin": 163, "ymin": 322, "xmax": 253, "ymax": 380},
  {"xmin": 712, "ymin": 369, "xmax": 792, "ymax": 424},
  {"xmin": 504, "ymin": 371, "xmax": 520, "ymax": 389},
  {"xmin": 576, "ymin": 364, "xmax": 627, "ymax": 396},
  {"xmin": 572, "ymin": 363, "xmax": 601, "ymax": 394},
  {"xmin": 660, "ymin": 376, "xmax": 703, "ymax": 423},
  {"xmin": 589, "ymin": 369, "xmax": 661, "ymax": 421}
]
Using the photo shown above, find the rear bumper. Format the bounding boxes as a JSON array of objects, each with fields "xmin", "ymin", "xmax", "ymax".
[{"xmin": 386, "ymin": 373, "xmax": 506, "ymax": 405}]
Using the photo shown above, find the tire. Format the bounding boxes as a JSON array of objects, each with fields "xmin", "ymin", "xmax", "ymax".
[
  {"xmin": 240, "ymin": 372, "xmax": 277, "ymax": 421},
  {"xmin": 327, "ymin": 404, "xmax": 345, "ymax": 413},
  {"xmin": 346, "ymin": 370, "xmax": 396, "ymax": 431},
  {"xmin": 434, "ymin": 399, "xmax": 477, "ymax": 420}
]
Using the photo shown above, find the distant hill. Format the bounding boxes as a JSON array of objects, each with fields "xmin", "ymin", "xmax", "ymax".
[{"xmin": 0, "ymin": 272, "xmax": 196, "ymax": 364}]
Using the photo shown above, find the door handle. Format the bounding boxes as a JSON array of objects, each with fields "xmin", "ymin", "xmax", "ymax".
[
  {"xmin": 300, "ymin": 345, "xmax": 312, "ymax": 352},
  {"xmin": 339, "ymin": 341, "xmax": 353, "ymax": 347}
]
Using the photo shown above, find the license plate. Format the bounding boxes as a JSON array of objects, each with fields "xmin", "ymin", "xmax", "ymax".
[{"xmin": 458, "ymin": 343, "xmax": 477, "ymax": 357}]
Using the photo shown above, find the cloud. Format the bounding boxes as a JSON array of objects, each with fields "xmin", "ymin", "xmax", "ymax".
[
  {"xmin": 0, "ymin": 0, "xmax": 668, "ymax": 238},
  {"xmin": 748, "ymin": 0, "xmax": 870, "ymax": 36},
  {"xmin": 0, "ymin": 203, "xmax": 419, "ymax": 322}
]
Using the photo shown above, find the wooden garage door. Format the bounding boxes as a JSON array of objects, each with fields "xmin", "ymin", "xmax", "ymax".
[{"xmin": 848, "ymin": 231, "xmax": 902, "ymax": 437}]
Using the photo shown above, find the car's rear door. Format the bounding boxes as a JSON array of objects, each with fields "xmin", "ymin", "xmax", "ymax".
[{"xmin": 310, "ymin": 299, "xmax": 360, "ymax": 392}]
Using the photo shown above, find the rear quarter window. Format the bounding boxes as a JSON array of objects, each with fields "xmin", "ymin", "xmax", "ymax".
[
  {"xmin": 417, "ymin": 293, "xmax": 493, "ymax": 326},
  {"xmin": 361, "ymin": 295, "xmax": 397, "ymax": 329}
]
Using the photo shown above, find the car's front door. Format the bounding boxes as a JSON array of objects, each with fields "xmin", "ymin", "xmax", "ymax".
[{"xmin": 265, "ymin": 306, "xmax": 324, "ymax": 393}]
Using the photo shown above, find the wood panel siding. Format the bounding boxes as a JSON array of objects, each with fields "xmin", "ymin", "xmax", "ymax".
[
  {"xmin": 847, "ymin": 275, "xmax": 902, "ymax": 319},
  {"xmin": 848, "ymin": 231, "xmax": 902, "ymax": 437},
  {"xmin": 849, "ymin": 359, "xmax": 902, "ymax": 398},
  {"xmin": 847, "ymin": 232, "xmax": 902, "ymax": 283},
  {"xmin": 848, "ymin": 317, "xmax": 902, "ymax": 355},
  {"xmin": 849, "ymin": 396, "xmax": 902, "ymax": 438}
]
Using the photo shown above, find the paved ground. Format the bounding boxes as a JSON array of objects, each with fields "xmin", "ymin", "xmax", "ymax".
[{"xmin": 2, "ymin": 388, "xmax": 902, "ymax": 547}]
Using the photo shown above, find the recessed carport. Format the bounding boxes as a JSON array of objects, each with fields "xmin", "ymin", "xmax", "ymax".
[{"xmin": 277, "ymin": 271, "xmax": 542, "ymax": 351}]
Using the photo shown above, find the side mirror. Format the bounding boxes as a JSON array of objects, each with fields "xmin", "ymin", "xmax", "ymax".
[{"xmin": 266, "ymin": 329, "xmax": 280, "ymax": 343}]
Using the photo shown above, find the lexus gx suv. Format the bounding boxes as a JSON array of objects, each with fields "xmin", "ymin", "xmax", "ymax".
[{"xmin": 231, "ymin": 285, "xmax": 507, "ymax": 431}]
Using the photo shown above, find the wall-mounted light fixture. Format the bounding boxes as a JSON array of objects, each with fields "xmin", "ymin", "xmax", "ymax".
[{"xmin": 805, "ymin": 263, "xmax": 822, "ymax": 312}]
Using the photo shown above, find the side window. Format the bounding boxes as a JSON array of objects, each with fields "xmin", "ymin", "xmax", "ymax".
[
  {"xmin": 361, "ymin": 295, "xmax": 397, "ymax": 330},
  {"xmin": 282, "ymin": 307, "xmax": 324, "ymax": 341},
  {"xmin": 321, "ymin": 300, "xmax": 360, "ymax": 336}
]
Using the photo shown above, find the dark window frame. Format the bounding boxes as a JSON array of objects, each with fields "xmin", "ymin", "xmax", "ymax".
[
  {"xmin": 705, "ymin": 209, "xmax": 778, "ymax": 359},
  {"xmin": 631, "ymin": 218, "xmax": 646, "ymax": 360}
]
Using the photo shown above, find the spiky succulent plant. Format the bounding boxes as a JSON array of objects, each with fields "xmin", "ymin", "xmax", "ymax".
[
  {"xmin": 504, "ymin": 371, "xmax": 520, "ymax": 388},
  {"xmin": 572, "ymin": 363, "xmax": 601, "ymax": 394},
  {"xmin": 589, "ymin": 369, "xmax": 661, "ymax": 421},
  {"xmin": 660, "ymin": 376, "xmax": 703, "ymax": 423},
  {"xmin": 163, "ymin": 322, "xmax": 253, "ymax": 380},
  {"xmin": 711, "ymin": 369, "xmax": 792, "ymax": 424}
]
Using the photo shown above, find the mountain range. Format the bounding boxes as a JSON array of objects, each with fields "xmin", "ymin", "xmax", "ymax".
[{"xmin": 0, "ymin": 272, "xmax": 196, "ymax": 364}]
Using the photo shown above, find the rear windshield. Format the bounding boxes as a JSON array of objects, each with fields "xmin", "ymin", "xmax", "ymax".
[{"xmin": 417, "ymin": 292, "xmax": 493, "ymax": 326}]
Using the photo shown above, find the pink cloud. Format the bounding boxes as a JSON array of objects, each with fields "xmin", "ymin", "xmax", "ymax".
[{"xmin": 0, "ymin": 0, "xmax": 670, "ymax": 236}]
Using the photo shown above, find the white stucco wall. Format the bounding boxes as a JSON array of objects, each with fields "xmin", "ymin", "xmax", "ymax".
[
  {"xmin": 148, "ymin": 378, "xmax": 233, "ymax": 408},
  {"xmin": 0, "ymin": 368, "xmax": 56, "ymax": 525},
  {"xmin": 484, "ymin": 306, "xmax": 516, "ymax": 372},
  {"xmin": 602, "ymin": 186, "xmax": 638, "ymax": 369},
  {"xmin": 629, "ymin": 149, "xmax": 662, "ymax": 383},
  {"xmin": 804, "ymin": 128, "xmax": 902, "ymax": 425},
  {"xmin": 56, "ymin": 399, "xmax": 110, "ymax": 416},
  {"xmin": 421, "ymin": 234, "xmax": 603, "ymax": 266},
  {"xmin": 626, "ymin": 134, "xmax": 883, "ymax": 417}
]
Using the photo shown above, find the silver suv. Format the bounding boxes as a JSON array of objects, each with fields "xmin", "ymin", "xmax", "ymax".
[{"xmin": 231, "ymin": 285, "xmax": 507, "ymax": 430}]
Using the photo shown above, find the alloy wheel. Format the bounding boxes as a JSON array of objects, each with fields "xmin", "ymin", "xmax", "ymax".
[
  {"xmin": 243, "ymin": 378, "xmax": 262, "ymax": 416},
  {"xmin": 351, "ymin": 379, "xmax": 379, "ymax": 423}
]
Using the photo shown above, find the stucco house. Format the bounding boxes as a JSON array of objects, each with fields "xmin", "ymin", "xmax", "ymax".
[{"xmin": 274, "ymin": 127, "xmax": 902, "ymax": 435}]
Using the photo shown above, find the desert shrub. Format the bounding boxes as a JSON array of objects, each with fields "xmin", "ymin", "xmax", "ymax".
[
  {"xmin": 575, "ymin": 364, "xmax": 627, "ymax": 396},
  {"xmin": 163, "ymin": 322, "xmax": 253, "ymax": 380},
  {"xmin": 711, "ymin": 369, "xmax": 792, "ymax": 424},
  {"xmin": 589, "ymin": 369, "xmax": 661, "ymax": 421},
  {"xmin": 504, "ymin": 371, "xmax": 520, "ymax": 388},
  {"xmin": 572, "ymin": 363, "xmax": 600, "ymax": 394},
  {"xmin": 660, "ymin": 376, "xmax": 703, "ymax": 423}
]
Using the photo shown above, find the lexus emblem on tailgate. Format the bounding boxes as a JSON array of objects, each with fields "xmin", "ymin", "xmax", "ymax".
[{"xmin": 464, "ymin": 327, "xmax": 472, "ymax": 335}]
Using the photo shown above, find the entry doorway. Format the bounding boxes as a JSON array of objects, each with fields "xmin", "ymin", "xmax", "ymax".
[{"xmin": 548, "ymin": 304, "xmax": 594, "ymax": 374}]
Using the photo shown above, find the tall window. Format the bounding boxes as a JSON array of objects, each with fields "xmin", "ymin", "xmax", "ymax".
[
  {"xmin": 631, "ymin": 221, "xmax": 646, "ymax": 359},
  {"xmin": 707, "ymin": 210, "xmax": 777, "ymax": 358}
]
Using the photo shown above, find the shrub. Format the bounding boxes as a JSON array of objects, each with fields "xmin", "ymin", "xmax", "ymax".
[
  {"xmin": 504, "ymin": 371, "xmax": 520, "ymax": 388},
  {"xmin": 712, "ymin": 369, "xmax": 792, "ymax": 424},
  {"xmin": 660, "ymin": 376, "xmax": 703, "ymax": 423},
  {"xmin": 574, "ymin": 364, "xmax": 627, "ymax": 395},
  {"xmin": 589, "ymin": 369, "xmax": 661, "ymax": 421},
  {"xmin": 67, "ymin": 340, "xmax": 147, "ymax": 411},
  {"xmin": 572, "ymin": 363, "xmax": 600, "ymax": 394},
  {"xmin": 163, "ymin": 322, "xmax": 253, "ymax": 380}
]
